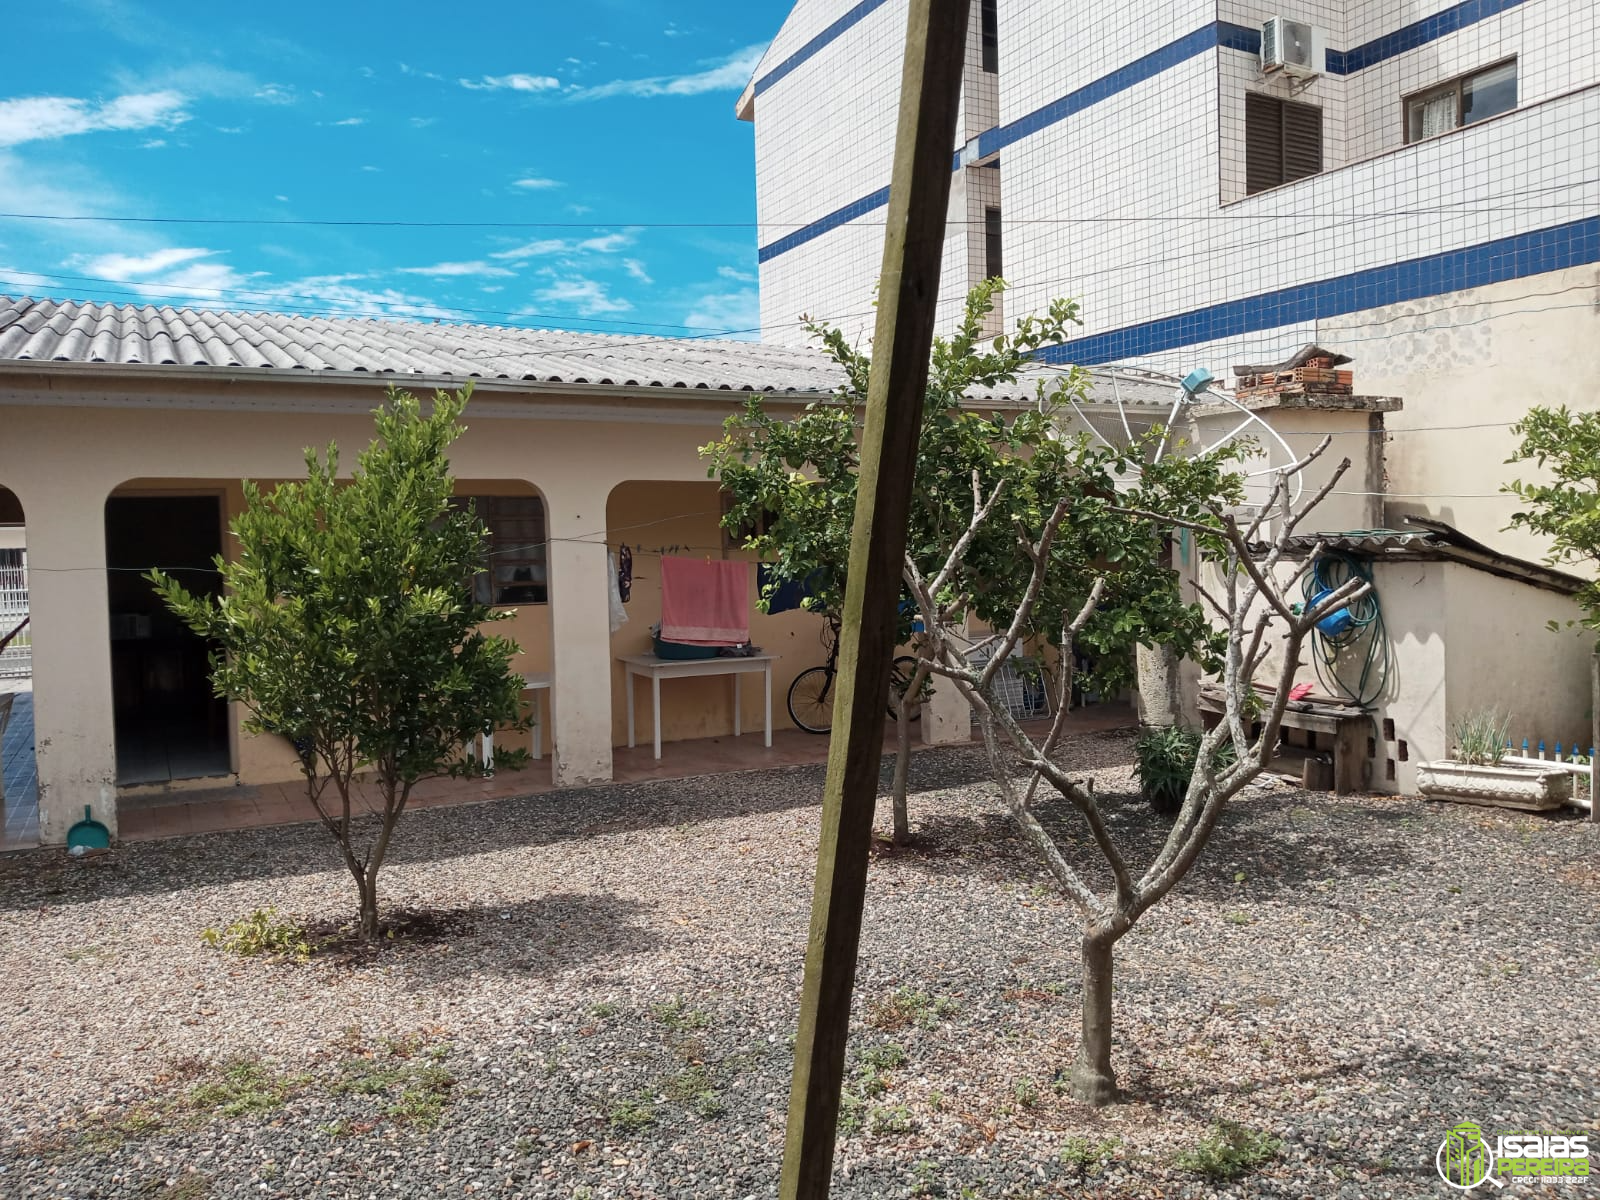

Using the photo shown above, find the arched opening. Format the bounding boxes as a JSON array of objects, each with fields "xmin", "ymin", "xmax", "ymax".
[{"xmin": 0, "ymin": 484, "xmax": 36, "ymax": 848}]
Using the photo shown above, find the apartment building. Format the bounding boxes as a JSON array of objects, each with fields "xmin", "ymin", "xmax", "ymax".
[{"xmin": 739, "ymin": 0, "xmax": 1599, "ymax": 553}]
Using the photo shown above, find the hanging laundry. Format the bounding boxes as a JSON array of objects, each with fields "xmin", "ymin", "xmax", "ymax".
[
  {"xmin": 607, "ymin": 551, "xmax": 629, "ymax": 635},
  {"xmin": 617, "ymin": 544, "xmax": 633, "ymax": 603},
  {"xmin": 660, "ymin": 557, "xmax": 750, "ymax": 645}
]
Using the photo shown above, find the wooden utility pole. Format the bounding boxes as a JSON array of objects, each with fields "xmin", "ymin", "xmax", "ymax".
[
  {"xmin": 1590, "ymin": 651, "xmax": 1598, "ymax": 823},
  {"xmin": 778, "ymin": 1, "xmax": 971, "ymax": 1197}
]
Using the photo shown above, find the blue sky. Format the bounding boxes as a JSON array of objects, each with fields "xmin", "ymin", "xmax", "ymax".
[{"xmin": 1, "ymin": 0, "xmax": 791, "ymax": 337}]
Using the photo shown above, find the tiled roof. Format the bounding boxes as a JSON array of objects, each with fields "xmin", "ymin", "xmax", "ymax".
[
  {"xmin": 0, "ymin": 295, "xmax": 1180, "ymax": 405},
  {"xmin": 0, "ymin": 296, "xmax": 848, "ymax": 395}
]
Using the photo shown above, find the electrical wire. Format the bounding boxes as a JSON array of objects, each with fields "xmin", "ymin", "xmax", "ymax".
[{"xmin": 0, "ymin": 181, "xmax": 1591, "ymax": 229}]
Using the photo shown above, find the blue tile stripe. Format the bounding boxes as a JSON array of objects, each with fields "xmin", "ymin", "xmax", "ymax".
[
  {"xmin": 759, "ymin": 185, "xmax": 893, "ymax": 263},
  {"xmin": 975, "ymin": 24, "xmax": 1217, "ymax": 159},
  {"xmin": 1034, "ymin": 217, "xmax": 1599, "ymax": 366},
  {"xmin": 1327, "ymin": 0, "xmax": 1524, "ymax": 74},
  {"xmin": 754, "ymin": 0, "xmax": 894, "ymax": 96},
  {"xmin": 760, "ymin": 0, "xmax": 1528, "ymax": 262}
]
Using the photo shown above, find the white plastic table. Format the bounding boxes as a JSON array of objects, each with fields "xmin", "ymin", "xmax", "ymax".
[
  {"xmin": 619, "ymin": 652, "xmax": 776, "ymax": 760},
  {"xmin": 478, "ymin": 672, "xmax": 552, "ymax": 772}
]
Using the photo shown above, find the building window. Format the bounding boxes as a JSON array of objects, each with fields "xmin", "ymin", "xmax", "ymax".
[
  {"xmin": 1405, "ymin": 59, "xmax": 1516, "ymax": 143},
  {"xmin": 980, "ymin": 0, "xmax": 998, "ymax": 73},
  {"xmin": 984, "ymin": 206, "xmax": 1003, "ymax": 281},
  {"xmin": 1244, "ymin": 92, "xmax": 1323, "ymax": 195},
  {"xmin": 456, "ymin": 495, "xmax": 546, "ymax": 605}
]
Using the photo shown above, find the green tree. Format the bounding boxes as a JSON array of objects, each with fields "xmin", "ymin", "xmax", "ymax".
[
  {"xmin": 152, "ymin": 386, "xmax": 528, "ymax": 938},
  {"xmin": 1506, "ymin": 404, "xmax": 1600, "ymax": 823},
  {"xmin": 704, "ymin": 281, "xmax": 1226, "ymax": 841}
]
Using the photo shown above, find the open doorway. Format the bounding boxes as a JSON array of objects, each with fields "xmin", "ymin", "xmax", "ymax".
[
  {"xmin": 105, "ymin": 494, "xmax": 230, "ymax": 785},
  {"xmin": 0, "ymin": 484, "xmax": 36, "ymax": 847}
]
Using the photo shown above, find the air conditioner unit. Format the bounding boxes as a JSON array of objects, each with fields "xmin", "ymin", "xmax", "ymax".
[{"xmin": 1261, "ymin": 16, "xmax": 1325, "ymax": 78}]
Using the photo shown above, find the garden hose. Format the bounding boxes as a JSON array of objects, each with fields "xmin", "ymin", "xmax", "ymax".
[{"xmin": 1301, "ymin": 552, "xmax": 1391, "ymax": 708}]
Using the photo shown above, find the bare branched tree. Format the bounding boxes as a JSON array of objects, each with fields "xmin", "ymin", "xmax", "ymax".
[{"xmin": 903, "ymin": 438, "xmax": 1369, "ymax": 1105}]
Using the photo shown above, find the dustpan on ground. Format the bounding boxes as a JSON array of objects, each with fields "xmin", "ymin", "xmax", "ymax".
[{"xmin": 67, "ymin": 805, "xmax": 111, "ymax": 851}]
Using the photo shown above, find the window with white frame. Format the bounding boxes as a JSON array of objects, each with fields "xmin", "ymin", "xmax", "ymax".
[{"xmin": 1405, "ymin": 59, "xmax": 1517, "ymax": 143}]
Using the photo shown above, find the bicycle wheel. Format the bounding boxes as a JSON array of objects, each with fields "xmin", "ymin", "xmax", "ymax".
[
  {"xmin": 788, "ymin": 666, "xmax": 836, "ymax": 734},
  {"xmin": 888, "ymin": 655, "xmax": 923, "ymax": 722}
]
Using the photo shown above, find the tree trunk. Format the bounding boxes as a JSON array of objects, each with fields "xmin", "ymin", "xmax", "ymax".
[
  {"xmin": 1136, "ymin": 642, "xmax": 1183, "ymax": 729},
  {"xmin": 358, "ymin": 871, "xmax": 380, "ymax": 941},
  {"xmin": 1068, "ymin": 932, "xmax": 1118, "ymax": 1106},
  {"xmin": 891, "ymin": 699, "xmax": 912, "ymax": 845}
]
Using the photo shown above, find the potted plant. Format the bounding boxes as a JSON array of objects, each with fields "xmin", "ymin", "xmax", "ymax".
[{"xmin": 1416, "ymin": 710, "xmax": 1573, "ymax": 811}]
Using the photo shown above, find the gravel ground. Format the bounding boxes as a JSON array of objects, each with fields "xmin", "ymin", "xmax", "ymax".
[{"xmin": 1, "ymin": 730, "xmax": 1597, "ymax": 1199}]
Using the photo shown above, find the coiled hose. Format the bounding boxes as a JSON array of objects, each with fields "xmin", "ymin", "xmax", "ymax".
[{"xmin": 1302, "ymin": 552, "xmax": 1391, "ymax": 708}]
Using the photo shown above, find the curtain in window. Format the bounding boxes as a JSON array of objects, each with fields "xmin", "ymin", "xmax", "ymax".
[{"xmin": 1418, "ymin": 92, "xmax": 1455, "ymax": 138}]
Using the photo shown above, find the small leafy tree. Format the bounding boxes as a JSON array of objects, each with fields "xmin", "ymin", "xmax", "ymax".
[
  {"xmin": 705, "ymin": 282, "xmax": 1221, "ymax": 842},
  {"xmin": 153, "ymin": 386, "xmax": 528, "ymax": 938},
  {"xmin": 1506, "ymin": 404, "xmax": 1600, "ymax": 822}
]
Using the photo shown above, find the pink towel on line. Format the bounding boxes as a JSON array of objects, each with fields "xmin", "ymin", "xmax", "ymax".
[{"xmin": 659, "ymin": 557, "xmax": 750, "ymax": 646}]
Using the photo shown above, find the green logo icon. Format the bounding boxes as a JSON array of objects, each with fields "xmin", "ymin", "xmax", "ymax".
[{"xmin": 1438, "ymin": 1121, "xmax": 1502, "ymax": 1190}]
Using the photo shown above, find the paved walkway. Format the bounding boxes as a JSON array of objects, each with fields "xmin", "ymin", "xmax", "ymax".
[
  {"xmin": 115, "ymin": 703, "xmax": 1135, "ymax": 843},
  {"xmin": 1, "ymin": 681, "xmax": 37, "ymax": 849}
]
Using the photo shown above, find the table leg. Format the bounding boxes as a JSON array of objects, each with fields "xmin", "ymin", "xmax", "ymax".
[
  {"xmin": 652, "ymin": 674, "xmax": 662, "ymax": 760},
  {"xmin": 734, "ymin": 672, "xmax": 742, "ymax": 739},
  {"xmin": 627, "ymin": 670, "xmax": 636, "ymax": 750},
  {"xmin": 764, "ymin": 661, "xmax": 772, "ymax": 748},
  {"xmin": 481, "ymin": 729, "xmax": 495, "ymax": 775},
  {"xmin": 531, "ymin": 690, "xmax": 543, "ymax": 762}
]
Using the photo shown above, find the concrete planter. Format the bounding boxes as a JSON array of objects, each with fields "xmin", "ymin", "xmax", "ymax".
[{"xmin": 1415, "ymin": 760, "xmax": 1573, "ymax": 811}]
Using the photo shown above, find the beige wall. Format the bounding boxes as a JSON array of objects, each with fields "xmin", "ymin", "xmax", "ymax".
[
  {"xmin": 1320, "ymin": 264, "xmax": 1600, "ymax": 562},
  {"xmin": 0, "ymin": 372, "xmax": 818, "ymax": 841}
]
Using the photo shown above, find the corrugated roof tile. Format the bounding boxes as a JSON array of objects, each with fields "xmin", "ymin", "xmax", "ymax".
[{"xmin": 0, "ymin": 295, "xmax": 1180, "ymax": 407}]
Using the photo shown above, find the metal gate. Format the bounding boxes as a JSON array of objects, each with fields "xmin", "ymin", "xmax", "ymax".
[{"xmin": 0, "ymin": 548, "xmax": 29, "ymax": 678}]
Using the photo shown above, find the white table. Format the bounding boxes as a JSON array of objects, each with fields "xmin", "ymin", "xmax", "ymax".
[
  {"xmin": 620, "ymin": 653, "xmax": 776, "ymax": 760},
  {"xmin": 478, "ymin": 672, "xmax": 552, "ymax": 773}
]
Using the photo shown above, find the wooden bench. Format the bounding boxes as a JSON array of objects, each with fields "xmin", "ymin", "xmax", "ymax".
[{"xmin": 1198, "ymin": 685, "xmax": 1369, "ymax": 794}]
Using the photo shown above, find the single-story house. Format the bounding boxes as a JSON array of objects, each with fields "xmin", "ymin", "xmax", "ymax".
[{"xmin": 2, "ymin": 295, "xmax": 1584, "ymax": 845}]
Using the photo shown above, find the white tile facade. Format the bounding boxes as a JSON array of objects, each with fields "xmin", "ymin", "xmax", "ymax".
[{"xmin": 749, "ymin": 0, "xmax": 1597, "ymax": 366}]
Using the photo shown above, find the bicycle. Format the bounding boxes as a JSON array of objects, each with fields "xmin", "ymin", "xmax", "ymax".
[{"xmin": 787, "ymin": 613, "xmax": 922, "ymax": 734}]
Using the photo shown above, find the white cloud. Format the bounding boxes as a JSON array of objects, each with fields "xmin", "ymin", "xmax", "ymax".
[
  {"xmin": 331, "ymin": 116, "xmax": 365, "ymax": 126},
  {"xmin": 409, "ymin": 116, "xmax": 436, "ymax": 128},
  {"xmin": 140, "ymin": 138, "xmax": 167, "ymax": 149},
  {"xmin": 85, "ymin": 247, "xmax": 217, "ymax": 279},
  {"xmin": 623, "ymin": 258, "xmax": 652, "ymax": 284},
  {"xmin": 274, "ymin": 194, "xmax": 289, "ymax": 202},
  {"xmin": 397, "ymin": 260, "xmax": 516, "ymax": 278},
  {"xmin": 0, "ymin": 91, "xmax": 190, "ymax": 148},
  {"xmin": 398, "ymin": 63, "xmax": 445, "ymax": 82},
  {"xmin": 683, "ymin": 288, "xmax": 760, "ymax": 337},
  {"xmin": 360, "ymin": 164, "xmax": 382, "ymax": 172},
  {"xmin": 512, "ymin": 176, "xmax": 561, "ymax": 190},
  {"xmin": 491, "ymin": 238, "xmax": 570, "ymax": 261},
  {"xmin": 533, "ymin": 277, "xmax": 632, "ymax": 316},
  {"xmin": 490, "ymin": 231, "xmax": 638, "ymax": 262},
  {"xmin": 717, "ymin": 265, "xmax": 756, "ymax": 282},
  {"xmin": 215, "ymin": 125, "xmax": 245, "ymax": 134},
  {"xmin": 253, "ymin": 83, "xmax": 295, "ymax": 104},
  {"xmin": 578, "ymin": 231, "xmax": 634, "ymax": 253},
  {"xmin": 460, "ymin": 73, "xmax": 561, "ymax": 92},
  {"xmin": 568, "ymin": 44, "xmax": 765, "ymax": 101}
]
